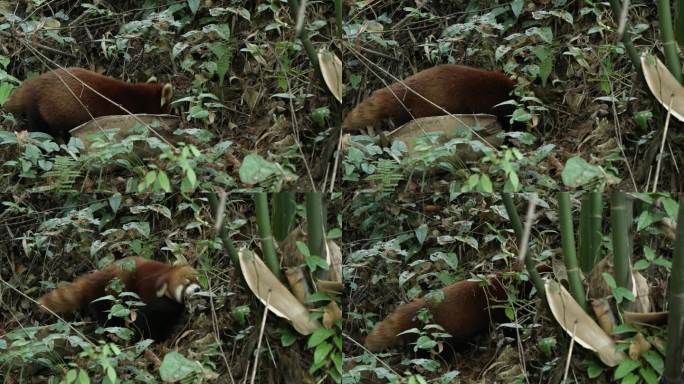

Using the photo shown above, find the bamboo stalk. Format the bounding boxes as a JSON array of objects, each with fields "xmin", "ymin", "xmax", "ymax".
[
  {"xmin": 502, "ymin": 193, "xmax": 523, "ymax": 241},
  {"xmin": 208, "ymin": 193, "xmax": 240, "ymax": 266},
  {"xmin": 334, "ymin": 0, "xmax": 343, "ymax": 39},
  {"xmin": 255, "ymin": 193, "xmax": 281, "ymax": 279},
  {"xmin": 272, "ymin": 192, "xmax": 297, "ymax": 242},
  {"xmin": 579, "ymin": 194, "xmax": 592, "ymax": 273},
  {"xmin": 287, "ymin": 0, "xmax": 322, "ymax": 81},
  {"xmin": 663, "ymin": 193, "xmax": 684, "ymax": 383},
  {"xmin": 610, "ymin": 192, "xmax": 632, "ymax": 293},
  {"xmin": 608, "ymin": 0, "xmax": 643, "ymax": 74},
  {"xmin": 676, "ymin": 1, "xmax": 684, "ymax": 47},
  {"xmin": 559, "ymin": 192, "xmax": 587, "ymax": 311},
  {"xmin": 501, "ymin": 193, "xmax": 546, "ymax": 302},
  {"xmin": 589, "ymin": 192, "xmax": 603, "ymax": 268},
  {"xmin": 657, "ymin": 0, "xmax": 683, "ymax": 83},
  {"xmin": 306, "ymin": 192, "xmax": 326, "ymax": 259}
]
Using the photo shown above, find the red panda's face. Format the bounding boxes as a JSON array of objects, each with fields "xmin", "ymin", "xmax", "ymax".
[{"xmin": 157, "ymin": 266, "xmax": 200, "ymax": 303}]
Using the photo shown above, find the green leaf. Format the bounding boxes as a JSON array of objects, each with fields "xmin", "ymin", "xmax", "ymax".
[
  {"xmin": 65, "ymin": 369, "xmax": 78, "ymax": 384},
  {"xmin": 511, "ymin": 0, "xmax": 524, "ymax": 17},
  {"xmin": 327, "ymin": 228, "xmax": 342, "ymax": 239},
  {"xmin": 160, "ymin": 351, "xmax": 200, "ymax": 381},
  {"xmin": 108, "ymin": 193, "xmax": 121, "ymax": 213},
  {"xmin": 636, "ymin": 210, "xmax": 664, "ymax": 231},
  {"xmin": 78, "ymin": 369, "xmax": 91, "ymax": 384},
  {"xmin": 633, "ymin": 259, "xmax": 650, "ymax": 271},
  {"xmin": 479, "ymin": 174, "xmax": 493, "ymax": 192},
  {"xmin": 106, "ymin": 366, "xmax": 116, "ymax": 383},
  {"xmin": 531, "ymin": 46, "xmax": 554, "ymax": 87},
  {"xmin": 633, "ymin": 110, "xmax": 652, "ymax": 129},
  {"xmin": 613, "ymin": 359, "xmax": 640, "ymax": 380},
  {"xmin": 239, "ymin": 154, "xmax": 281, "ymax": 185},
  {"xmin": 231, "ymin": 305, "xmax": 250, "ymax": 326},
  {"xmin": 313, "ymin": 342, "xmax": 333, "ymax": 365},
  {"xmin": 145, "ymin": 170, "xmax": 157, "ymax": 188},
  {"xmin": 639, "ymin": 367, "xmax": 658, "ymax": 384},
  {"xmin": 157, "ymin": 171, "xmax": 171, "ymax": 192},
  {"xmin": 642, "ymin": 350, "xmax": 664, "ymax": 374},
  {"xmin": 122, "ymin": 222, "xmax": 150, "ymax": 238},
  {"xmin": 414, "ymin": 336, "xmax": 437, "ymax": 350},
  {"xmin": 620, "ymin": 373, "xmax": 639, "ymax": 384},
  {"xmin": 561, "ymin": 156, "xmax": 604, "ymax": 188},
  {"xmin": 187, "ymin": 0, "xmax": 200, "ymax": 14},
  {"xmin": 308, "ymin": 328, "xmax": 335, "ymax": 348},
  {"xmin": 108, "ymin": 304, "xmax": 130, "ymax": 318},
  {"xmin": 587, "ymin": 362, "xmax": 604, "ymax": 378},
  {"xmin": 305, "ymin": 254, "xmax": 329, "ymax": 273},
  {"xmin": 537, "ymin": 337, "xmax": 556, "ymax": 356},
  {"xmin": 662, "ymin": 197, "xmax": 679, "ymax": 220},
  {"xmin": 296, "ymin": 241, "xmax": 311, "ymax": 258},
  {"xmin": 415, "ymin": 224, "xmax": 428, "ymax": 244},
  {"xmin": 281, "ymin": 328, "xmax": 297, "ymax": 347}
]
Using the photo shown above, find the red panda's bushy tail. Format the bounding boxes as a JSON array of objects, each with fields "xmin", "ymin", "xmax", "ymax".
[{"xmin": 38, "ymin": 265, "xmax": 120, "ymax": 313}]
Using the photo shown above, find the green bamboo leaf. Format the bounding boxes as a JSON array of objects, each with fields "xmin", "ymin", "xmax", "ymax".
[{"xmin": 613, "ymin": 359, "xmax": 641, "ymax": 380}]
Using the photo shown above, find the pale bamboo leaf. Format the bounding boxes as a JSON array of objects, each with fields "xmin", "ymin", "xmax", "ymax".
[
  {"xmin": 545, "ymin": 279, "xmax": 627, "ymax": 367},
  {"xmin": 317, "ymin": 49, "xmax": 342, "ymax": 103},
  {"xmin": 641, "ymin": 53, "xmax": 684, "ymax": 122},
  {"xmin": 239, "ymin": 248, "xmax": 321, "ymax": 335}
]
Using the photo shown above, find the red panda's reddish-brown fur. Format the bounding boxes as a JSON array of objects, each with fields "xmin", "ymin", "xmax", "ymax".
[
  {"xmin": 364, "ymin": 277, "xmax": 510, "ymax": 352},
  {"xmin": 39, "ymin": 257, "xmax": 199, "ymax": 341},
  {"xmin": 3, "ymin": 68, "xmax": 173, "ymax": 138},
  {"xmin": 365, "ymin": 264, "xmax": 551, "ymax": 352},
  {"xmin": 343, "ymin": 64, "xmax": 516, "ymax": 131}
]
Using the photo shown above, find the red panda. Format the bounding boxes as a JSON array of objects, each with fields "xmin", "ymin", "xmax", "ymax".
[
  {"xmin": 38, "ymin": 257, "xmax": 200, "ymax": 341},
  {"xmin": 343, "ymin": 64, "xmax": 517, "ymax": 131},
  {"xmin": 364, "ymin": 277, "xmax": 510, "ymax": 352},
  {"xmin": 3, "ymin": 68, "xmax": 174, "ymax": 139}
]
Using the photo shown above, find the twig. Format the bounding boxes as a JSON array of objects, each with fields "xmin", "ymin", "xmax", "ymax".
[
  {"xmin": 517, "ymin": 196, "xmax": 537, "ymax": 265},
  {"xmin": 214, "ymin": 190, "xmax": 227, "ymax": 233},
  {"xmin": 342, "ymin": 333, "xmax": 401, "ymax": 376},
  {"xmin": 0, "ymin": 276, "xmax": 95, "ymax": 347},
  {"xmin": 250, "ymin": 290, "xmax": 272, "ymax": 384},
  {"xmin": 652, "ymin": 94, "xmax": 674, "ymax": 192},
  {"xmin": 0, "ymin": 31, "xmax": 78, "ymax": 59},
  {"xmin": 207, "ymin": 270, "xmax": 236, "ymax": 384},
  {"xmin": 561, "ymin": 321, "xmax": 578, "ymax": 384}
]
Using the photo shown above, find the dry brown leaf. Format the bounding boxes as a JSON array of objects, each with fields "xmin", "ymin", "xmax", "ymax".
[
  {"xmin": 317, "ymin": 49, "xmax": 342, "ymax": 103},
  {"xmin": 280, "ymin": 227, "xmax": 307, "ymax": 267},
  {"xmin": 641, "ymin": 53, "xmax": 684, "ymax": 122},
  {"xmin": 239, "ymin": 248, "xmax": 321, "ymax": 335},
  {"xmin": 630, "ymin": 271, "xmax": 652, "ymax": 313},
  {"xmin": 659, "ymin": 217, "xmax": 676, "ymax": 240},
  {"xmin": 70, "ymin": 114, "xmax": 180, "ymax": 156},
  {"xmin": 285, "ymin": 266, "xmax": 311, "ymax": 305},
  {"xmin": 586, "ymin": 256, "xmax": 612, "ymax": 299},
  {"xmin": 387, "ymin": 114, "xmax": 502, "ymax": 162},
  {"xmin": 628, "ymin": 332, "xmax": 651, "ymax": 360},
  {"xmin": 545, "ymin": 279, "xmax": 626, "ymax": 367},
  {"xmin": 590, "ymin": 298, "xmax": 617, "ymax": 334},
  {"xmin": 322, "ymin": 301, "xmax": 342, "ymax": 329},
  {"xmin": 315, "ymin": 279, "xmax": 343, "ymax": 295},
  {"xmin": 623, "ymin": 310, "xmax": 668, "ymax": 325},
  {"xmin": 323, "ymin": 240, "xmax": 342, "ymax": 283}
]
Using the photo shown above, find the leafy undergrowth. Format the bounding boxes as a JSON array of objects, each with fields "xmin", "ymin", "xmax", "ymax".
[
  {"xmin": 343, "ymin": 193, "xmax": 674, "ymax": 383},
  {"xmin": 341, "ymin": 1, "xmax": 678, "ymax": 192},
  {"xmin": 0, "ymin": 1, "xmax": 340, "ymax": 192},
  {"xmin": 0, "ymin": 193, "xmax": 342, "ymax": 383}
]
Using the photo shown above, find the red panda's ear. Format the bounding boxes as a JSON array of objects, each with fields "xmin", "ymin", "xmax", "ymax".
[
  {"xmin": 156, "ymin": 282, "xmax": 168, "ymax": 298},
  {"xmin": 161, "ymin": 83, "xmax": 173, "ymax": 107}
]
